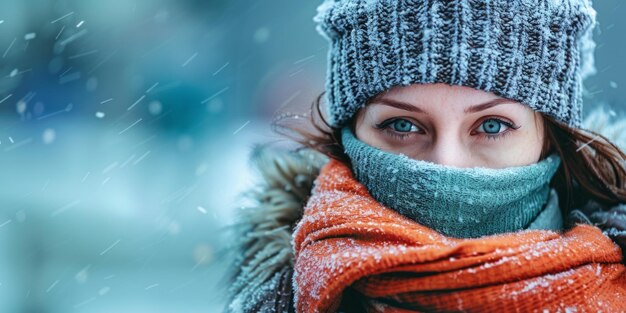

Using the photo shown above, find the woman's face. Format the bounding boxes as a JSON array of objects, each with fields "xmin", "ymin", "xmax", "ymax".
[{"xmin": 353, "ymin": 83, "xmax": 546, "ymax": 169}]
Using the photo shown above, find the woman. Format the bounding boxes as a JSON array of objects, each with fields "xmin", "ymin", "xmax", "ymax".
[{"xmin": 223, "ymin": 0, "xmax": 626, "ymax": 312}]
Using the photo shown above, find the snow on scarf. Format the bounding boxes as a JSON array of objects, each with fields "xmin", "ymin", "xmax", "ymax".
[{"xmin": 292, "ymin": 158, "xmax": 626, "ymax": 313}]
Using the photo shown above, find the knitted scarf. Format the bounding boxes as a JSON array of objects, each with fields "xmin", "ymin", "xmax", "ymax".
[
  {"xmin": 341, "ymin": 126, "xmax": 563, "ymax": 238},
  {"xmin": 292, "ymin": 158, "xmax": 626, "ymax": 312}
]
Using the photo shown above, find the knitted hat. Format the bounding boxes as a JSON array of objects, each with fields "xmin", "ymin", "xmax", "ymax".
[{"xmin": 313, "ymin": 0, "xmax": 598, "ymax": 129}]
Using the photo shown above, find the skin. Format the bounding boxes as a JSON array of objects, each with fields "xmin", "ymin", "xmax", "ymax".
[{"xmin": 353, "ymin": 83, "xmax": 546, "ymax": 169}]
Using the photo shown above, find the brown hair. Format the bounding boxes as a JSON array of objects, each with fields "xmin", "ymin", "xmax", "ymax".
[{"xmin": 272, "ymin": 91, "xmax": 626, "ymax": 215}]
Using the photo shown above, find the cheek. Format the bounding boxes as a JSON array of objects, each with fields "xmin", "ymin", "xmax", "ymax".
[
  {"xmin": 355, "ymin": 122, "xmax": 391, "ymax": 151},
  {"xmin": 354, "ymin": 117, "xmax": 420, "ymax": 154},
  {"xmin": 495, "ymin": 127, "xmax": 545, "ymax": 166},
  {"xmin": 470, "ymin": 124, "xmax": 545, "ymax": 167},
  {"xmin": 354, "ymin": 116, "xmax": 380, "ymax": 147},
  {"xmin": 521, "ymin": 119, "xmax": 547, "ymax": 163}
]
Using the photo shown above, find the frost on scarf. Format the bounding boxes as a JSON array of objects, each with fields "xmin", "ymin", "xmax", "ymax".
[
  {"xmin": 292, "ymin": 154, "xmax": 626, "ymax": 312},
  {"xmin": 220, "ymin": 106, "xmax": 626, "ymax": 312}
]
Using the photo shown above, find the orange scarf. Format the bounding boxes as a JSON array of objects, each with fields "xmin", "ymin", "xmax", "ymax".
[{"xmin": 292, "ymin": 159, "xmax": 626, "ymax": 313}]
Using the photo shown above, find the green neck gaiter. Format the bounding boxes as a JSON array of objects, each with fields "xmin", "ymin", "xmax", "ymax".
[{"xmin": 341, "ymin": 126, "xmax": 563, "ymax": 238}]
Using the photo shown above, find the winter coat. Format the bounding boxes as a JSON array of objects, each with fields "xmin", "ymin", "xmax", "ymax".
[{"xmin": 222, "ymin": 107, "xmax": 626, "ymax": 313}]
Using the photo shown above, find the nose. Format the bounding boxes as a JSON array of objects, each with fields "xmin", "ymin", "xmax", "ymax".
[{"xmin": 424, "ymin": 135, "xmax": 470, "ymax": 168}]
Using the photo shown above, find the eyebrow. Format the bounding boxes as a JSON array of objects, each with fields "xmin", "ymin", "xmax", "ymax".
[{"xmin": 370, "ymin": 97, "xmax": 514, "ymax": 114}]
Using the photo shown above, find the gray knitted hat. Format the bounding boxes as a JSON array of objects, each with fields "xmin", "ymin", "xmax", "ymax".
[{"xmin": 314, "ymin": 0, "xmax": 598, "ymax": 129}]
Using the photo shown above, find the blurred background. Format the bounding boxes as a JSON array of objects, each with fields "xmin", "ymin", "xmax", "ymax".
[{"xmin": 0, "ymin": 0, "xmax": 624, "ymax": 312}]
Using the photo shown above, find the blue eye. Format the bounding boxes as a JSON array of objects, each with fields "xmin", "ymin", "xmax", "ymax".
[
  {"xmin": 374, "ymin": 118, "xmax": 421, "ymax": 141},
  {"xmin": 477, "ymin": 118, "xmax": 509, "ymax": 134},
  {"xmin": 374, "ymin": 117, "xmax": 520, "ymax": 142},
  {"xmin": 389, "ymin": 119, "xmax": 419, "ymax": 133}
]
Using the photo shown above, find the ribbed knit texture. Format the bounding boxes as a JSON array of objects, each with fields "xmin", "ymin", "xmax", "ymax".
[
  {"xmin": 314, "ymin": 0, "xmax": 598, "ymax": 129},
  {"xmin": 292, "ymin": 158, "xmax": 626, "ymax": 312},
  {"xmin": 341, "ymin": 126, "xmax": 563, "ymax": 238}
]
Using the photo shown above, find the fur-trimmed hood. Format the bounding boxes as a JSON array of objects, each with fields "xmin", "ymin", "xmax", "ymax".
[{"xmin": 222, "ymin": 106, "xmax": 626, "ymax": 313}]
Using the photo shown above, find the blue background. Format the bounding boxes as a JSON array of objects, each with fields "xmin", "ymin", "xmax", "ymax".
[{"xmin": 0, "ymin": 0, "xmax": 624, "ymax": 312}]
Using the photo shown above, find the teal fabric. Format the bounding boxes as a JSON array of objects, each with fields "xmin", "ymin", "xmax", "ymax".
[
  {"xmin": 527, "ymin": 188, "xmax": 562, "ymax": 231},
  {"xmin": 341, "ymin": 126, "xmax": 563, "ymax": 238}
]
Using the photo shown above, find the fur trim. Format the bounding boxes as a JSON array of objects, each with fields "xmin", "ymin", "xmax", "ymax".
[
  {"xmin": 222, "ymin": 105, "xmax": 626, "ymax": 312},
  {"xmin": 221, "ymin": 144, "xmax": 328, "ymax": 313}
]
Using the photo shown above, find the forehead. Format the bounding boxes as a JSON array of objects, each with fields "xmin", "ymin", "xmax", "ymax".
[
  {"xmin": 372, "ymin": 83, "xmax": 497, "ymax": 104},
  {"xmin": 357, "ymin": 83, "xmax": 537, "ymax": 122}
]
